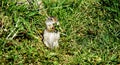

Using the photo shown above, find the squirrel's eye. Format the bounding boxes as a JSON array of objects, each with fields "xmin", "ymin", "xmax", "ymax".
[{"xmin": 48, "ymin": 18, "xmax": 53, "ymax": 20}]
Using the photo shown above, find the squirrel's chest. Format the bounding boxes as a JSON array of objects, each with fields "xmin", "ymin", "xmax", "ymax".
[{"xmin": 44, "ymin": 30, "xmax": 60, "ymax": 41}]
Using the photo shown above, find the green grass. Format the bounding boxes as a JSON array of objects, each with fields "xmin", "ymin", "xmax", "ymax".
[{"xmin": 0, "ymin": 0, "xmax": 120, "ymax": 64}]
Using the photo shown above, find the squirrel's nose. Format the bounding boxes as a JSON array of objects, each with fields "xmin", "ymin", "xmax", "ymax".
[{"xmin": 52, "ymin": 26, "xmax": 54, "ymax": 29}]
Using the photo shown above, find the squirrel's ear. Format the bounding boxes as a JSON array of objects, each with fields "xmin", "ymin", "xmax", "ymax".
[{"xmin": 47, "ymin": 16, "xmax": 53, "ymax": 21}]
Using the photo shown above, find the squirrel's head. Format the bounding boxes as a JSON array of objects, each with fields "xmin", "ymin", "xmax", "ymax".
[{"xmin": 45, "ymin": 16, "xmax": 59, "ymax": 32}]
